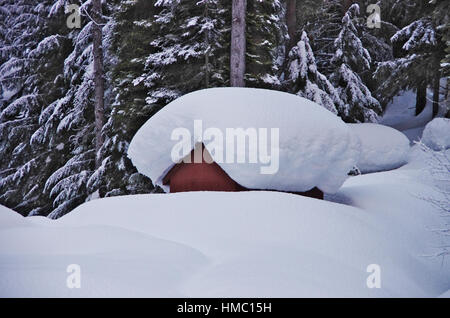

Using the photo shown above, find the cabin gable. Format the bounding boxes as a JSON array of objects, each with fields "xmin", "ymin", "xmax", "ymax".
[{"xmin": 162, "ymin": 144, "xmax": 324, "ymax": 199}]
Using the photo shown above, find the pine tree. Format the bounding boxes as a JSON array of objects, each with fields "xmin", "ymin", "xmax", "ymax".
[
  {"xmin": 431, "ymin": 0, "xmax": 449, "ymax": 117},
  {"xmin": 92, "ymin": 0, "xmax": 106, "ymax": 168},
  {"xmin": 356, "ymin": 1, "xmax": 394, "ymax": 63},
  {"xmin": 134, "ymin": 0, "xmax": 229, "ymax": 107},
  {"xmin": 0, "ymin": 0, "xmax": 69, "ymax": 216},
  {"xmin": 33, "ymin": 0, "xmax": 114, "ymax": 218},
  {"xmin": 374, "ymin": 0, "xmax": 446, "ymax": 117},
  {"xmin": 0, "ymin": 0, "xmax": 158, "ymax": 217},
  {"xmin": 387, "ymin": 0, "xmax": 424, "ymax": 28},
  {"xmin": 303, "ymin": 0, "xmax": 343, "ymax": 75},
  {"xmin": 245, "ymin": 0, "xmax": 287, "ymax": 88},
  {"xmin": 87, "ymin": 0, "xmax": 159, "ymax": 198},
  {"xmin": 39, "ymin": 1, "xmax": 98, "ymax": 218},
  {"xmin": 330, "ymin": 4, "xmax": 381, "ymax": 123},
  {"xmin": 285, "ymin": 0, "xmax": 297, "ymax": 53},
  {"xmin": 286, "ymin": 31, "xmax": 345, "ymax": 115}
]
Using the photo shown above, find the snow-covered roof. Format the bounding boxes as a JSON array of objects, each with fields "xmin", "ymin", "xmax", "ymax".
[
  {"xmin": 128, "ymin": 88, "xmax": 360, "ymax": 193},
  {"xmin": 349, "ymin": 123, "xmax": 410, "ymax": 173}
]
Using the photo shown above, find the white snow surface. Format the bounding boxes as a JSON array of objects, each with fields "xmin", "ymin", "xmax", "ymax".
[
  {"xmin": 421, "ymin": 118, "xmax": 450, "ymax": 151},
  {"xmin": 380, "ymin": 89, "xmax": 432, "ymax": 143},
  {"xmin": 128, "ymin": 88, "xmax": 360, "ymax": 194},
  {"xmin": 1, "ymin": 147, "xmax": 449, "ymax": 297},
  {"xmin": 381, "ymin": 80, "xmax": 448, "ymax": 143},
  {"xmin": 349, "ymin": 123, "xmax": 410, "ymax": 173}
]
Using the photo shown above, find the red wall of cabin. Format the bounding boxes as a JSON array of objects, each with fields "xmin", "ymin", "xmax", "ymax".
[
  {"xmin": 167, "ymin": 160, "xmax": 244, "ymax": 193},
  {"xmin": 164, "ymin": 160, "xmax": 323, "ymax": 199},
  {"xmin": 163, "ymin": 145, "xmax": 323, "ymax": 199}
]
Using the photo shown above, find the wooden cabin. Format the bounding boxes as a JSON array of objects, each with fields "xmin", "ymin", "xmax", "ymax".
[{"xmin": 162, "ymin": 144, "xmax": 324, "ymax": 200}]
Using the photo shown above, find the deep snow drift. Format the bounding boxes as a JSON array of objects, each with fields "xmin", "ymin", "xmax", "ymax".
[
  {"xmin": 421, "ymin": 118, "xmax": 450, "ymax": 151},
  {"xmin": 128, "ymin": 88, "xmax": 360, "ymax": 193},
  {"xmin": 1, "ymin": 146, "xmax": 449, "ymax": 297},
  {"xmin": 348, "ymin": 123, "xmax": 410, "ymax": 173},
  {"xmin": 380, "ymin": 90, "xmax": 433, "ymax": 134},
  {"xmin": 380, "ymin": 80, "xmax": 448, "ymax": 143}
]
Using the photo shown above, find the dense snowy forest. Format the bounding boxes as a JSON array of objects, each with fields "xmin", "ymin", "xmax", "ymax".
[{"xmin": 0, "ymin": 0, "xmax": 448, "ymax": 218}]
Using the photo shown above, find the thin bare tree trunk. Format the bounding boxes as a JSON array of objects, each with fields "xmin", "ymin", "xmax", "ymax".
[
  {"xmin": 342, "ymin": 0, "xmax": 355, "ymax": 13},
  {"xmin": 445, "ymin": 79, "xmax": 450, "ymax": 118},
  {"xmin": 204, "ymin": 2, "xmax": 210, "ymax": 88},
  {"xmin": 230, "ymin": 0, "xmax": 246, "ymax": 87},
  {"xmin": 286, "ymin": 0, "xmax": 297, "ymax": 53},
  {"xmin": 92, "ymin": 0, "xmax": 105, "ymax": 168},
  {"xmin": 432, "ymin": 68, "xmax": 440, "ymax": 118},
  {"xmin": 415, "ymin": 82, "xmax": 427, "ymax": 116}
]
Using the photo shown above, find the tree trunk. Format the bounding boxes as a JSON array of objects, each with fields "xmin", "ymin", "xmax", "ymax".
[
  {"xmin": 286, "ymin": 0, "xmax": 297, "ymax": 53},
  {"xmin": 415, "ymin": 82, "xmax": 427, "ymax": 116},
  {"xmin": 204, "ymin": 2, "xmax": 210, "ymax": 88},
  {"xmin": 230, "ymin": 0, "xmax": 246, "ymax": 87},
  {"xmin": 445, "ymin": 79, "xmax": 450, "ymax": 118},
  {"xmin": 432, "ymin": 69, "xmax": 440, "ymax": 118},
  {"xmin": 92, "ymin": 0, "xmax": 105, "ymax": 168},
  {"xmin": 342, "ymin": 0, "xmax": 355, "ymax": 13}
]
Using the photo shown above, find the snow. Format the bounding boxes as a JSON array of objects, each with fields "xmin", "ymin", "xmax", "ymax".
[
  {"xmin": 380, "ymin": 78, "xmax": 447, "ymax": 143},
  {"xmin": 0, "ymin": 204, "xmax": 28, "ymax": 230},
  {"xmin": 128, "ymin": 88, "xmax": 360, "ymax": 194},
  {"xmin": 332, "ymin": 64, "xmax": 381, "ymax": 123},
  {"xmin": 392, "ymin": 19, "xmax": 437, "ymax": 52},
  {"xmin": 439, "ymin": 290, "xmax": 450, "ymax": 298},
  {"xmin": 1, "ymin": 146, "xmax": 449, "ymax": 297},
  {"xmin": 349, "ymin": 123, "xmax": 410, "ymax": 173},
  {"xmin": 421, "ymin": 118, "xmax": 450, "ymax": 151},
  {"xmin": 287, "ymin": 31, "xmax": 344, "ymax": 115},
  {"xmin": 380, "ymin": 90, "xmax": 433, "ymax": 141}
]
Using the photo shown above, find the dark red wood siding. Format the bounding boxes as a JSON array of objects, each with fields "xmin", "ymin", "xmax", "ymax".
[
  {"xmin": 163, "ymin": 146, "xmax": 323, "ymax": 199},
  {"xmin": 164, "ymin": 160, "xmax": 244, "ymax": 193}
]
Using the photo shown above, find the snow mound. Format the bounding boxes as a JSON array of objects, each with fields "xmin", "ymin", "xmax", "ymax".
[
  {"xmin": 129, "ymin": 88, "xmax": 360, "ymax": 193},
  {"xmin": 349, "ymin": 123, "xmax": 410, "ymax": 173},
  {"xmin": 440, "ymin": 290, "xmax": 450, "ymax": 298},
  {"xmin": 1, "ymin": 174, "xmax": 449, "ymax": 297},
  {"xmin": 0, "ymin": 204, "xmax": 27, "ymax": 229},
  {"xmin": 421, "ymin": 118, "xmax": 450, "ymax": 151}
]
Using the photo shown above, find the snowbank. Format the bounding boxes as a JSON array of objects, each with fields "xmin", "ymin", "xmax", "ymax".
[
  {"xmin": 380, "ymin": 80, "xmax": 448, "ymax": 143},
  {"xmin": 129, "ymin": 88, "xmax": 360, "ymax": 194},
  {"xmin": 439, "ymin": 290, "xmax": 450, "ymax": 298},
  {"xmin": 349, "ymin": 123, "xmax": 410, "ymax": 173},
  {"xmin": 0, "ymin": 204, "xmax": 27, "ymax": 229},
  {"xmin": 1, "ymin": 149, "xmax": 449, "ymax": 297},
  {"xmin": 380, "ymin": 90, "xmax": 433, "ymax": 131},
  {"xmin": 421, "ymin": 118, "xmax": 450, "ymax": 151}
]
